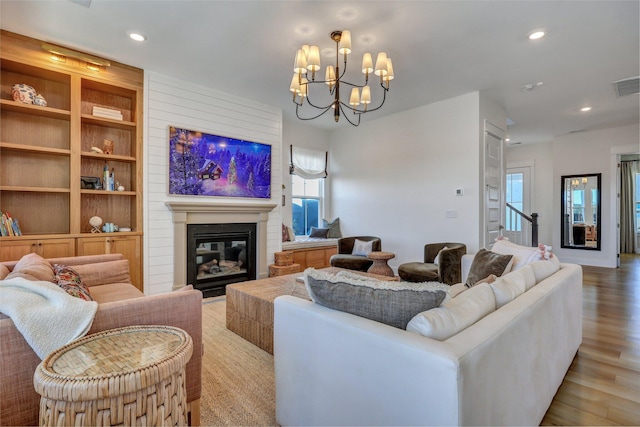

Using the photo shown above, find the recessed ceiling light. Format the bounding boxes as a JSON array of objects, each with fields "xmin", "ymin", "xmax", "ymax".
[
  {"xmin": 129, "ymin": 33, "xmax": 147, "ymax": 42},
  {"xmin": 580, "ymin": 106, "xmax": 592, "ymax": 112},
  {"xmin": 528, "ymin": 30, "xmax": 546, "ymax": 40}
]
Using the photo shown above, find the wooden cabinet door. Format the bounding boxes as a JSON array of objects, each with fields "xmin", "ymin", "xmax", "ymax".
[
  {"xmin": 0, "ymin": 240, "xmax": 37, "ymax": 261},
  {"xmin": 110, "ymin": 235, "xmax": 141, "ymax": 291},
  {"xmin": 306, "ymin": 249, "xmax": 326, "ymax": 268},
  {"xmin": 76, "ymin": 237, "xmax": 108, "ymax": 256},
  {"xmin": 324, "ymin": 247, "xmax": 337, "ymax": 266},
  {"xmin": 292, "ymin": 251, "xmax": 307, "ymax": 270},
  {"xmin": 37, "ymin": 238, "xmax": 75, "ymax": 258},
  {"xmin": 76, "ymin": 235, "xmax": 142, "ymax": 291}
]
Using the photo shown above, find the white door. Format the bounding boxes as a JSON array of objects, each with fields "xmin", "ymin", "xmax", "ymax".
[
  {"xmin": 505, "ymin": 165, "xmax": 532, "ymax": 245},
  {"xmin": 484, "ymin": 121, "xmax": 505, "ymax": 248}
]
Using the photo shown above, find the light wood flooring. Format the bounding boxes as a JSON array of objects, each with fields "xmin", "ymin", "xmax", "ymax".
[{"xmin": 541, "ymin": 254, "xmax": 640, "ymax": 426}]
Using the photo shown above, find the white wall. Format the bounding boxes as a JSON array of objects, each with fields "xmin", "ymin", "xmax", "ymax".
[
  {"xmin": 506, "ymin": 142, "xmax": 555, "ymax": 244},
  {"xmin": 144, "ymin": 72, "xmax": 282, "ymax": 295},
  {"xmin": 328, "ymin": 92, "xmax": 492, "ymax": 270},
  {"xmin": 281, "ymin": 119, "xmax": 331, "ymax": 226},
  {"xmin": 551, "ymin": 124, "xmax": 639, "ymax": 267}
]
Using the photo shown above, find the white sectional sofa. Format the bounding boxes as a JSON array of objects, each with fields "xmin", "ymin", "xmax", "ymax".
[{"xmin": 274, "ymin": 246, "xmax": 582, "ymax": 426}]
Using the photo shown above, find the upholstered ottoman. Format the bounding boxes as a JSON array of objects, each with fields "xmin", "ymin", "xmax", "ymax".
[{"xmin": 398, "ymin": 263, "xmax": 439, "ymax": 282}]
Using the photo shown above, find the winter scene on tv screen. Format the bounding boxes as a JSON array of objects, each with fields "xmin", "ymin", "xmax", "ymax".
[{"xmin": 169, "ymin": 126, "xmax": 271, "ymax": 198}]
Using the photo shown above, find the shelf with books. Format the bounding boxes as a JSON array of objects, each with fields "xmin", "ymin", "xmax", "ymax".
[
  {"xmin": 1, "ymin": 211, "xmax": 23, "ymax": 236},
  {"xmin": 1, "ymin": 30, "xmax": 143, "ymax": 275},
  {"xmin": 0, "ymin": 191, "xmax": 70, "ymax": 235}
]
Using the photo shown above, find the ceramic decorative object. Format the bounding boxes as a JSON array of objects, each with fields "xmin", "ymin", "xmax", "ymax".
[
  {"xmin": 89, "ymin": 216, "xmax": 103, "ymax": 233},
  {"xmin": 12, "ymin": 84, "xmax": 36, "ymax": 104},
  {"xmin": 33, "ymin": 94, "xmax": 47, "ymax": 107},
  {"xmin": 103, "ymin": 139, "xmax": 114, "ymax": 154}
]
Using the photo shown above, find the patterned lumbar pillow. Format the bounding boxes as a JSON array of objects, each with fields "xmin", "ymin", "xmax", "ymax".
[
  {"xmin": 465, "ymin": 248, "xmax": 514, "ymax": 287},
  {"xmin": 304, "ymin": 268, "xmax": 448, "ymax": 329},
  {"xmin": 53, "ymin": 264, "xmax": 94, "ymax": 301}
]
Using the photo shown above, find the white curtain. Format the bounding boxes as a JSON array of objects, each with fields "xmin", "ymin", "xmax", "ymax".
[
  {"xmin": 620, "ymin": 160, "xmax": 639, "ymax": 253},
  {"xmin": 289, "ymin": 146, "xmax": 327, "ymax": 179}
]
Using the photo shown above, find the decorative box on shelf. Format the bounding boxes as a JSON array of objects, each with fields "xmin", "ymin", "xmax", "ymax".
[
  {"xmin": 269, "ymin": 263, "xmax": 301, "ymax": 277},
  {"xmin": 274, "ymin": 251, "xmax": 294, "ymax": 266}
]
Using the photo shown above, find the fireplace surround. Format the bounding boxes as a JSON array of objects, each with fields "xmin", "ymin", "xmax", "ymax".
[
  {"xmin": 187, "ymin": 222, "xmax": 256, "ymax": 297},
  {"xmin": 166, "ymin": 202, "xmax": 277, "ymax": 292}
]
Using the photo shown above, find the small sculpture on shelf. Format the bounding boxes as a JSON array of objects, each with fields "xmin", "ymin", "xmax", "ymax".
[
  {"xmin": 33, "ymin": 94, "xmax": 47, "ymax": 107},
  {"xmin": 89, "ymin": 216, "xmax": 103, "ymax": 233},
  {"xmin": 103, "ymin": 139, "xmax": 114, "ymax": 154},
  {"xmin": 11, "ymin": 84, "xmax": 36, "ymax": 104}
]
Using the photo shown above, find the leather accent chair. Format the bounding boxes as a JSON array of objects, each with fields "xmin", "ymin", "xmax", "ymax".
[
  {"xmin": 398, "ymin": 243, "xmax": 466, "ymax": 285},
  {"xmin": 329, "ymin": 236, "xmax": 382, "ymax": 272}
]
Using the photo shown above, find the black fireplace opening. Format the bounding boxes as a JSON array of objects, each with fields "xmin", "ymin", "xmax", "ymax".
[{"xmin": 187, "ymin": 223, "xmax": 256, "ymax": 297}]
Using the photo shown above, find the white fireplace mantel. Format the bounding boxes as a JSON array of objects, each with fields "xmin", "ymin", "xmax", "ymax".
[{"xmin": 166, "ymin": 201, "xmax": 277, "ymax": 289}]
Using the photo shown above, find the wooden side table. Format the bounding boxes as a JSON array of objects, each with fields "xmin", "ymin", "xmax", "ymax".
[
  {"xmin": 34, "ymin": 325, "xmax": 193, "ymax": 427},
  {"xmin": 367, "ymin": 251, "xmax": 396, "ymax": 277}
]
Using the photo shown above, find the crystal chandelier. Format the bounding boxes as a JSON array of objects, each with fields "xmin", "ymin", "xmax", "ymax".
[{"xmin": 289, "ymin": 30, "xmax": 394, "ymax": 127}]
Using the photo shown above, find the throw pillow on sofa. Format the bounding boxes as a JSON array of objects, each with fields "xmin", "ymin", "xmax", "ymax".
[
  {"xmin": 352, "ymin": 239, "xmax": 374, "ymax": 256},
  {"xmin": 72, "ymin": 260, "xmax": 132, "ymax": 287},
  {"xmin": 304, "ymin": 268, "xmax": 448, "ymax": 329},
  {"xmin": 465, "ymin": 249, "xmax": 513, "ymax": 287},
  {"xmin": 407, "ymin": 282, "xmax": 496, "ymax": 340},
  {"xmin": 491, "ymin": 239, "xmax": 541, "ymax": 271},
  {"xmin": 489, "ymin": 265, "xmax": 535, "ymax": 308},
  {"xmin": 53, "ymin": 264, "xmax": 94, "ymax": 301},
  {"xmin": 4, "ymin": 253, "xmax": 54, "ymax": 282},
  {"xmin": 529, "ymin": 256, "xmax": 561, "ymax": 283}
]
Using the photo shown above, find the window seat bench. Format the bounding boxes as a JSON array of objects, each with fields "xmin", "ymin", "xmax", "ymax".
[{"xmin": 282, "ymin": 238, "xmax": 339, "ymax": 270}]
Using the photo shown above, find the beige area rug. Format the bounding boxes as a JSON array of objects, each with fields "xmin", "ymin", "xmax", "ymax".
[{"xmin": 200, "ymin": 296, "xmax": 277, "ymax": 426}]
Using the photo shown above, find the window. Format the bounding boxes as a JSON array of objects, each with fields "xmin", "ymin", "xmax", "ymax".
[
  {"xmin": 506, "ymin": 172, "xmax": 524, "ymax": 231},
  {"xmin": 291, "ymin": 175, "xmax": 323, "ymax": 236}
]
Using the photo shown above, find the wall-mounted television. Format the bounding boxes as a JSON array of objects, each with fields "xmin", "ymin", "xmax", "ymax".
[{"xmin": 168, "ymin": 126, "xmax": 271, "ymax": 198}]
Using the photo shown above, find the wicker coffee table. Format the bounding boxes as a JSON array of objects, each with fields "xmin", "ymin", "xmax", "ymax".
[
  {"xmin": 33, "ymin": 325, "xmax": 193, "ymax": 427},
  {"xmin": 226, "ymin": 267, "xmax": 398, "ymax": 354}
]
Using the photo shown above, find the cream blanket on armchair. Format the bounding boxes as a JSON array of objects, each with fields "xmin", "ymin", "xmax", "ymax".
[{"xmin": 0, "ymin": 278, "xmax": 98, "ymax": 359}]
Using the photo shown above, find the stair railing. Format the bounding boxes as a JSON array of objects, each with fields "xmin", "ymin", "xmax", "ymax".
[{"xmin": 505, "ymin": 203, "xmax": 539, "ymax": 247}]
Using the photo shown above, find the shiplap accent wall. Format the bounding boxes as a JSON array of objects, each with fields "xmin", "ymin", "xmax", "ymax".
[{"xmin": 144, "ymin": 72, "xmax": 283, "ymax": 295}]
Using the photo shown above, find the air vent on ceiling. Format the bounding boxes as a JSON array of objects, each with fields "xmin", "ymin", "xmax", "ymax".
[
  {"xmin": 69, "ymin": 0, "xmax": 91, "ymax": 7},
  {"xmin": 612, "ymin": 77, "xmax": 639, "ymax": 97}
]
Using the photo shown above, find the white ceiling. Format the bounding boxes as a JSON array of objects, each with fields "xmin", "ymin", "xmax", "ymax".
[{"xmin": 1, "ymin": 0, "xmax": 638, "ymax": 145}]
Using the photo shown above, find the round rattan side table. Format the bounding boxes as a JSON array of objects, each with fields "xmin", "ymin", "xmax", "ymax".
[
  {"xmin": 34, "ymin": 325, "xmax": 193, "ymax": 427},
  {"xmin": 366, "ymin": 251, "xmax": 396, "ymax": 277}
]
